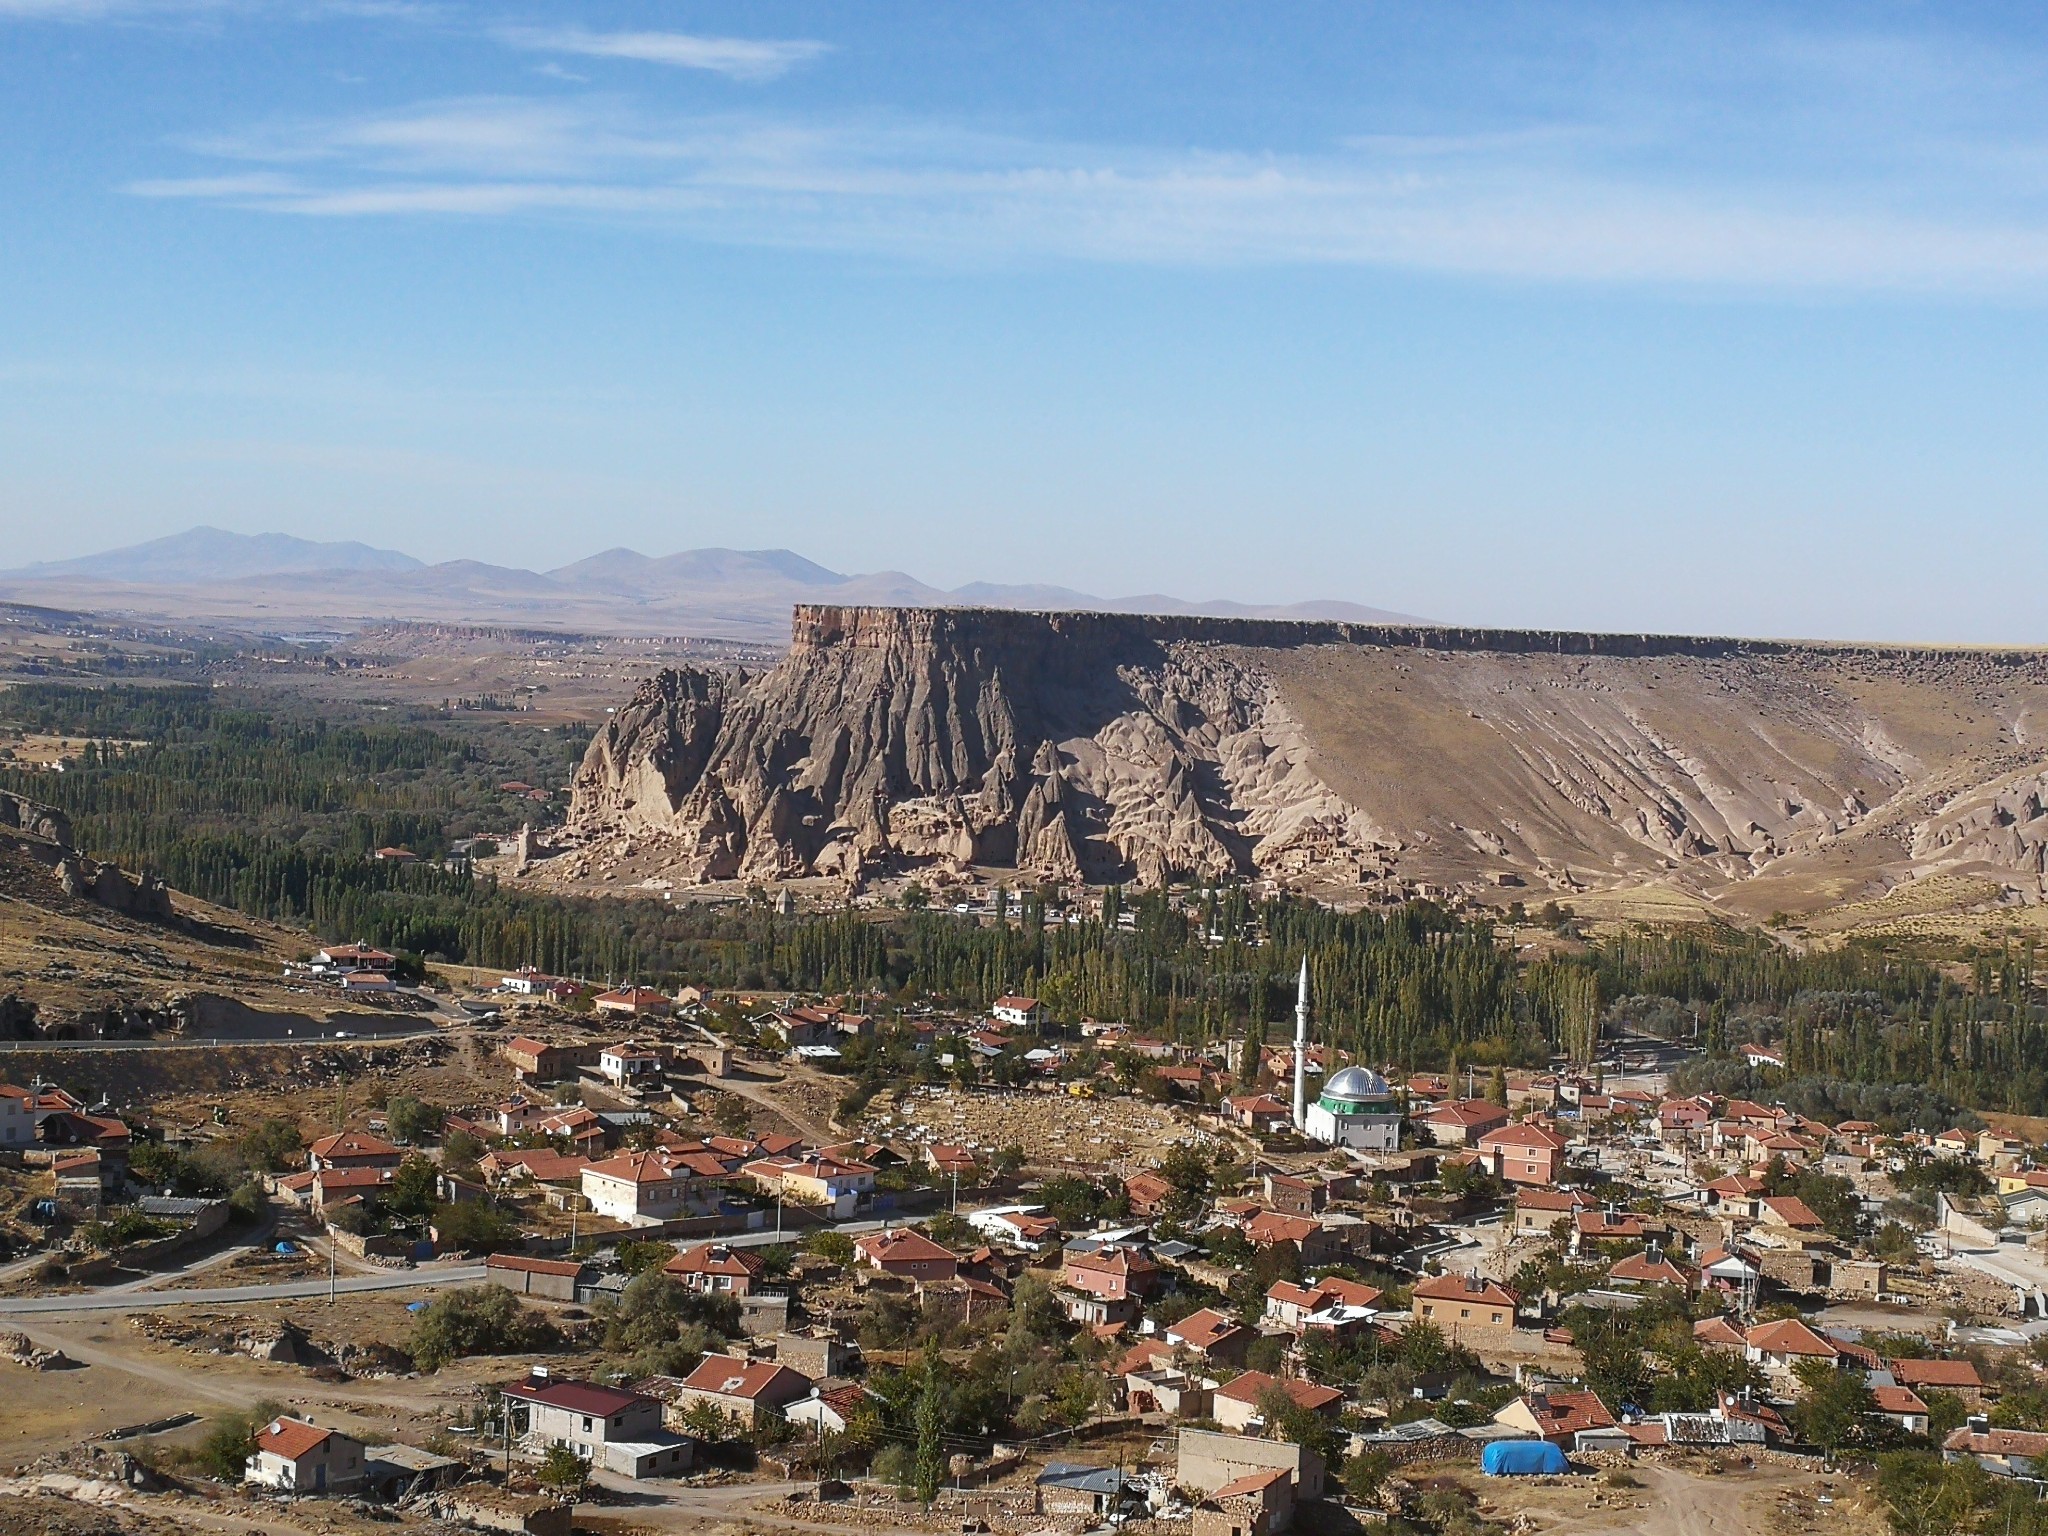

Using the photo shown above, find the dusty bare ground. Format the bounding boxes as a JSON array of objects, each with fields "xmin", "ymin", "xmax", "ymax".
[
  {"xmin": 854, "ymin": 1084, "xmax": 1195, "ymax": 1175},
  {"xmin": 0, "ymin": 1287, "xmax": 602, "ymax": 1466},
  {"xmin": 1455, "ymin": 1459, "xmax": 1886, "ymax": 1536}
]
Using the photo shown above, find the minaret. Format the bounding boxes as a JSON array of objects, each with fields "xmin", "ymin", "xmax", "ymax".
[{"xmin": 1292, "ymin": 958, "xmax": 1310, "ymax": 1130}]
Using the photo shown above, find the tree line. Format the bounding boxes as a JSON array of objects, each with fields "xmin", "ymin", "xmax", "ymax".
[{"xmin": 8, "ymin": 682, "xmax": 2048, "ymax": 1112}]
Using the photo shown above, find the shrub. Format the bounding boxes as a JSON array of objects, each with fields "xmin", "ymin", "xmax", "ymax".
[
  {"xmin": 433, "ymin": 1198, "xmax": 518, "ymax": 1252},
  {"xmin": 194, "ymin": 1398, "xmax": 283, "ymax": 1483},
  {"xmin": 536, "ymin": 1443, "xmax": 589, "ymax": 1494},
  {"xmin": 615, "ymin": 1239, "xmax": 676, "ymax": 1276},
  {"xmin": 408, "ymin": 1286, "xmax": 557, "ymax": 1371},
  {"xmin": 803, "ymin": 1230, "xmax": 855, "ymax": 1265}
]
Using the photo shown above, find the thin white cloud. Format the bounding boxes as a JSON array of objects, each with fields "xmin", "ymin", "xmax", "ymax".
[
  {"xmin": 122, "ymin": 95, "xmax": 2048, "ymax": 291},
  {"xmin": 495, "ymin": 25, "xmax": 828, "ymax": 82}
]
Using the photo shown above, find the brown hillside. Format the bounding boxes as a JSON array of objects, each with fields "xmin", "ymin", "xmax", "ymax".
[{"xmin": 549, "ymin": 607, "xmax": 2048, "ymax": 920}]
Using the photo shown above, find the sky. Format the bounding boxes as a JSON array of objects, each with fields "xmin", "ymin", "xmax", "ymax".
[{"xmin": 5, "ymin": 2, "xmax": 2048, "ymax": 640}]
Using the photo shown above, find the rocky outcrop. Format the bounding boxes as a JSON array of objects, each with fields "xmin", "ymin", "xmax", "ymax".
[
  {"xmin": 557, "ymin": 606, "xmax": 2048, "ymax": 906},
  {"xmin": 565, "ymin": 607, "xmax": 1377, "ymax": 887},
  {"xmin": 0, "ymin": 789, "xmax": 70, "ymax": 847},
  {"xmin": 56, "ymin": 854, "xmax": 174, "ymax": 922},
  {"xmin": 1, "ymin": 791, "xmax": 174, "ymax": 922}
]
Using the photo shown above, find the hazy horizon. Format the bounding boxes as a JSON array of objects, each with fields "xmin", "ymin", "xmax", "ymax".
[{"xmin": 8, "ymin": 4, "xmax": 2048, "ymax": 641}]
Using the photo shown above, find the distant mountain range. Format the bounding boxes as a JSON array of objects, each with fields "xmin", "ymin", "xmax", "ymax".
[{"xmin": 0, "ymin": 527, "xmax": 1424, "ymax": 644}]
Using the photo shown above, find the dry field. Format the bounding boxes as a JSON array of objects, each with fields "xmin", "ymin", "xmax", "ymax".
[
  {"xmin": 1451, "ymin": 1458, "xmax": 1887, "ymax": 1536},
  {"xmin": 853, "ymin": 1083, "xmax": 1197, "ymax": 1175}
]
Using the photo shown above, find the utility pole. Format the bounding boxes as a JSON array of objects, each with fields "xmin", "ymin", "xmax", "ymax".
[
  {"xmin": 809, "ymin": 1387, "xmax": 823, "ymax": 1499},
  {"xmin": 328, "ymin": 1233, "xmax": 337, "ymax": 1304}
]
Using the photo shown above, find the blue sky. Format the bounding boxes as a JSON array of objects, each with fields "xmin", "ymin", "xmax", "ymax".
[{"xmin": 5, "ymin": 2, "xmax": 2048, "ymax": 639}]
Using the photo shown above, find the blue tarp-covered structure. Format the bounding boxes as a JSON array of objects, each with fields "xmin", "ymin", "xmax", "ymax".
[{"xmin": 1482, "ymin": 1440, "xmax": 1569, "ymax": 1476}]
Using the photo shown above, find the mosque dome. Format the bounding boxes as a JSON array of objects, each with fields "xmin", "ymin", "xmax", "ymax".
[{"xmin": 1320, "ymin": 1065, "xmax": 1392, "ymax": 1103}]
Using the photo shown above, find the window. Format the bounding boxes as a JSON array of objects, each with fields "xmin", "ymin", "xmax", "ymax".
[{"xmin": 581, "ymin": 1416, "xmax": 593, "ymax": 1432}]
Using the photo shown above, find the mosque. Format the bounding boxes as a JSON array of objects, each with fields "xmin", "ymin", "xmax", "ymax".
[{"xmin": 1289, "ymin": 961, "xmax": 1403, "ymax": 1152}]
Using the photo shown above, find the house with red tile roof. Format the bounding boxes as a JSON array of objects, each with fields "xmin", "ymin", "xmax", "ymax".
[
  {"xmin": 1609, "ymin": 1249, "xmax": 1696, "ymax": 1289},
  {"xmin": 1513, "ymin": 1186, "xmax": 1593, "ymax": 1235},
  {"xmin": 581, "ymin": 1149, "xmax": 714, "ymax": 1226},
  {"xmin": 665, "ymin": 1241, "xmax": 768, "ymax": 1297},
  {"xmin": 1164, "ymin": 1307, "xmax": 1249, "ymax": 1367},
  {"xmin": 484, "ymin": 1253, "xmax": 589, "ymax": 1301},
  {"xmin": 1692, "ymin": 1315, "xmax": 1747, "ymax": 1350},
  {"xmin": 1759, "ymin": 1195, "xmax": 1826, "ymax": 1232},
  {"xmin": 1890, "ymin": 1357, "xmax": 1986, "ymax": 1397},
  {"xmin": 1223, "ymin": 1094, "xmax": 1294, "ymax": 1132},
  {"xmin": 1571, "ymin": 1208, "xmax": 1661, "ymax": 1249},
  {"xmin": 1477, "ymin": 1121, "xmax": 1569, "ymax": 1186},
  {"xmin": 1493, "ymin": 1388, "xmax": 1616, "ymax": 1446},
  {"xmin": 308, "ymin": 1130, "xmax": 401, "ymax": 1172},
  {"xmin": 246, "ymin": 1416, "xmax": 365, "ymax": 1495},
  {"xmin": 593, "ymin": 986, "xmax": 671, "ymax": 1018},
  {"xmin": 1063, "ymin": 1243, "xmax": 1169, "ymax": 1302},
  {"xmin": 1411, "ymin": 1274, "xmax": 1519, "ymax": 1341},
  {"xmin": 1242, "ymin": 1210, "xmax": 1339, "ymax": 1266},
  {"xmin": 502, "ymin": 1375, "xmax": 677, "ymax": 1471},
  {"xmin": 1871, "ymin": 1385, "xmax": 1930, "ymax": 1435},
  {"xmin": 1212, "ymin": 1371, "xmax": 1343, "ymax": 1433},
  {"xmin": 854, "ymin": 1227, "xmax": 959, "ymax": 1283},
  {"xmin": 671, "ymin": 1353, "xmax": 814, "ymax": 1426},
  {"xmin": 1743, "ymin": 1318, "xmax": 1838, "ymax": 1380},
  {"xmin": 1264, "ymin": 1274, "xmax": 1385, "ymax": 1335},
  {"xmin": 1424, "ymin": 1099, "xmax": 1511, "ymax": 1146},
  {"xmin": 1124, "ymin": 1172, "xmax": 1175, "ymax": 1216},
  {"xmin": 1943, "ymin": 1425, "xmax": 2048, "ymax": 1475}
]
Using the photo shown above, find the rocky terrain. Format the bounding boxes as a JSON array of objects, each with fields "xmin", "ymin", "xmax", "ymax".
[
  {"xmin": 0, "ymin": 793, "xmax": 364, "ymax": 1040},
  {"xmin": 551, "ymin": 605, "xmax": 2048, "ymax": 916}
]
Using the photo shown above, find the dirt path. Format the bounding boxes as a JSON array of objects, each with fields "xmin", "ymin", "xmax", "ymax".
[
  {"xmin": 577, "ymin": 1481, "xmax": 907, "ymax": 1536},
  {"xmin": 718, "ymin": 1070, "xmax": 837, "ymax": 1145}
]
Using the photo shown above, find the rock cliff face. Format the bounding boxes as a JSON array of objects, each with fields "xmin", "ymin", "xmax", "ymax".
[{"xmin": 559, "ymin": 606, "xmax": 2048, "ymax": 910}]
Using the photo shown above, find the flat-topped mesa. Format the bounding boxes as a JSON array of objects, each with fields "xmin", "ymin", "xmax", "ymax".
[
  {"xmin": 787, "ymin": 603, "xmax": 2048, "ymax": 664},
  {"xmin": 558, "ymin": 604, "xmax": 2048, "ymax": 908}
]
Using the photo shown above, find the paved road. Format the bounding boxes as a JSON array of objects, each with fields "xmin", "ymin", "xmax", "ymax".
[
  {"xmin": 718, "ymin": 1217, "xmax": 897, "ymax": 1251},
  {"xmin": 0, "ymin": 1027, "xmax": 445, "ymax": 1051},
  {"xmin": 0, "ymin": 1263, "xmax": 486, "ymax": 1315}
]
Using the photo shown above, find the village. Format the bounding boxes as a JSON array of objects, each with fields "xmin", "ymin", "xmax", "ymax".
[{"xmin": 0, "ymin": 940, "xmax": 2043, "ymax": 1536}]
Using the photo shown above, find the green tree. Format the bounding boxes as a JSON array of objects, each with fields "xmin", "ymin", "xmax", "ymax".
[
  {"xmin": 389, "ymin": 1154, "xmax": 440, "ymax": 1218},
  {"xmin": 432, "ymin": 1197, "xmax": 517, "ymax": 1252},
  {"xmin": 408, "ymin": 1286, "xmax": 556, "ymax": 1371},
  {"xmin": 803, "ymin": 1229, "xmax": 856, "ymax": 1265},
  {"xmin": 239, "ymin": 1118, "xmax": 305, "ymax": 1172},
  {"xmin": 1487, "ymin": 1064, "xmax": 1509, "ymax": 1107},
  {"xmin": 1343, "ymin": 1449, "xmax": 1394, "ymax": 1507},
  {"xmin": 194, "ymin": 1398, "xmax": 284, "ymax": 1483},
  {"xmin": 1876, "ymin": 1449, "xmax": 1991, "ymax": 1536},
  {"xmin": 1157, "ymin": 1142, "xmax": 1212, "ymax": 1222},
  {"xmin": 1257, "ymin": 1384, "xmax": 1342, "ymax": 1467},
  {"xmin": 914, "ymin": 1343, "xmax": 947, "ymax": 1504},
  {"xmin": 1795, "ymin": 1357, "xmax": 1877, "ymax": 1457},
  {"xmin": 385, "ymin": 1096, "xmax": 442, "ymax": 1144},
  {"xmin": 536, "ymin": 1444, "xmax": 589, "ymax": 1495},
  {"xmin": 616, "ymin": 1239, "xmax": 677, "ymax": 1276},
  {"xmin": 680, "ymin": 1398, "xmax": 730, "ymax": 1442}
]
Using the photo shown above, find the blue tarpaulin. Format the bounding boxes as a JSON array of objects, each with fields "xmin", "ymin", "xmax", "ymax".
[{"xmin": 1482, "ymin": 1441, "xmax": 1569, "ymax": 1476}]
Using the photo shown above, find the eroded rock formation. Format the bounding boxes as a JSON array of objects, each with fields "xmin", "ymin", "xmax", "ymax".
[{"xmin": 557, "ymin": 606, "xmax": 2048, "ymax": 910}]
